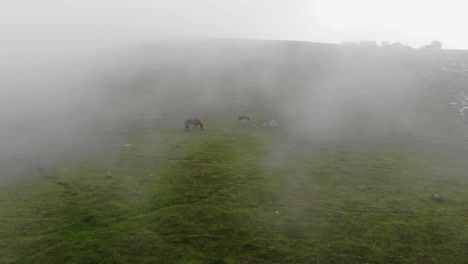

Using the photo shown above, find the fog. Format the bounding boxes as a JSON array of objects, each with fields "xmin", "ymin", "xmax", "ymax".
[
  {"xmin": 0, "ymin": 0, "xmax": 464, "ymax": 183},
  {"xmin": 3, "ymin": 2, "xmax": 468, "ymax": 262},
  {"xmin": 0, "ymin": 39, "xmax": 432, "ymax": 182}
]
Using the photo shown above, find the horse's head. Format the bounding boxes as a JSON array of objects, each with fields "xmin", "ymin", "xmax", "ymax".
[{"xmin": 238, "ymin": 116, "xmax": 250, "ymax": 120}]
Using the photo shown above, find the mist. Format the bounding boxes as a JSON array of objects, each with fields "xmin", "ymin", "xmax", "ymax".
[
  {"xmin": 0, "ymin": 34, "xmax": 437, "ymax": 182},
  {"xmin": 2, "ymin": 1, "xmax": 468, "ymax": 262},
  {"xmin": 0, "ymin": 3, "xmax": 458, "ymax": 186}
]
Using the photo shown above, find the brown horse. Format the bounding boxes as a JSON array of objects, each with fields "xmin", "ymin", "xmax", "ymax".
[{"xmin": 185, "ymin": 119, "xmax": 204, "ymax": 131}]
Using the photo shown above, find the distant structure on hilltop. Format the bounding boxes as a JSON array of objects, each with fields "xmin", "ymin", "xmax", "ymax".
[
  {"xmin": 359, "ymin": 40, "xmax": 378, "ymax": 47},
  {"xmin": 390, "ymin": 42, "xmax": 412, "ymax": 49},
  {"xmin": 341, "ymin": 40, "xmax": 413, "ymax": 49},
  {"xmin": 421, "ymin": 41, "xmax": 442, "ymax": 50}
]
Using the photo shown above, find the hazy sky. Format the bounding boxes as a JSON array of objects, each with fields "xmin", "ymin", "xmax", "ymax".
[{"xmin": 1, "ymin": 0, "xmax": 467, "ymax": 53}]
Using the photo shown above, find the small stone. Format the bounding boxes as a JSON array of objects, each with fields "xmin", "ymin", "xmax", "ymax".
[{"xmin": 432, "ymin": 194, "xmax": 442, "ymax": 201}]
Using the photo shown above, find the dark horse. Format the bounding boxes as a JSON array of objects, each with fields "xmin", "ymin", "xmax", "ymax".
[
  {"xmin": 237, "ymin": 115, "xmax": 251, "ymax": 125},
  {"xmin": 185, "ymin": 119, "xmax": 204, "ymax": 131}
]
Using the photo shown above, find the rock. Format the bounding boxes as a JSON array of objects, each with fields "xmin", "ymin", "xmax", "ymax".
[{"xmin": 432, "ymin": 193, "xmax": 442, "ymax": 201}]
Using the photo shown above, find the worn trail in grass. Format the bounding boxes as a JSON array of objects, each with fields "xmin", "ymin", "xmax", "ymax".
[
  {"xmin": 0, "ymin": 127, "xmax": 291, "ymax": 263},
  {"xmin": 1, "ymin": 124, "xmax": 467, "ymax": 263}
]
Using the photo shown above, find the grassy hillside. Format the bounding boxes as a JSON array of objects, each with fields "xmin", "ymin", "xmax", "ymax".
[
  {"xmin": 1, "ymin": 40, "xmax": 467, "ymax": 263},
  {"xmin": 1, "ymin": 120, "xmax": 467, "ymax": 263}
]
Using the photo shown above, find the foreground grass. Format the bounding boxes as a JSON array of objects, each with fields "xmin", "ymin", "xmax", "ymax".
[{"xmin": 0, "ymin": 123, "xmax": 467, "ymax": 263}]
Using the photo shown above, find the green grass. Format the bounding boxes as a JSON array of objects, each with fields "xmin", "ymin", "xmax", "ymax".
[
  {"xmin": 4, "ymin": 40, "xmax": 468, "ymax": 263},
  {"xmin": 1, "ymin": 119, "xmax": 467, "ymax": 263}
]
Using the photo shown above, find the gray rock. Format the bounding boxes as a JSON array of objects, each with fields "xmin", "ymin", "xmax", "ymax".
[{"xmin": 432, "ymin": 193, "xmax": 442, "ymax": 201}]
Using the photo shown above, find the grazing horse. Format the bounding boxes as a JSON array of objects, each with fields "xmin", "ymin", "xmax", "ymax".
[
  {"xmin": 262, "ymin": 119, "xmax": 278, "ymax": 128},
  {"xmin": 237, "ymin": 115, "xmax": 251, "ymax": 125},
  {"xmin": 185, "ymin": 119, "xmax": 204, "ymax": 131}
]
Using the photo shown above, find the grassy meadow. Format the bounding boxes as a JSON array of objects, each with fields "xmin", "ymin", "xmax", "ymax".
[
  {"xmin": 1, "ymin": 115, "xmax": 467, "ymax": 263},
  {"xmin": 1, "ymin": 41, "xmax": 467, "ymax": 263}
]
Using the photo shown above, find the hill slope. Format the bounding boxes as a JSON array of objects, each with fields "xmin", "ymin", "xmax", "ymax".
[{"xmin": 1, "ymin": 40, "xmax": 467, "ymax": 263}]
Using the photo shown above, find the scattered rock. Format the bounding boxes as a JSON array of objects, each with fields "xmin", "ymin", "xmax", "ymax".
[
  {"xmin": 124, "ymin": 144, "xmax": 131, "ymax": 147},
  {"xmin": 105, "ymin": 171, "xmax": 113, "ymax": 178},
  {"xmin": 432, "ymin": 193, "xmax": 442, "ymax": 201}
]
